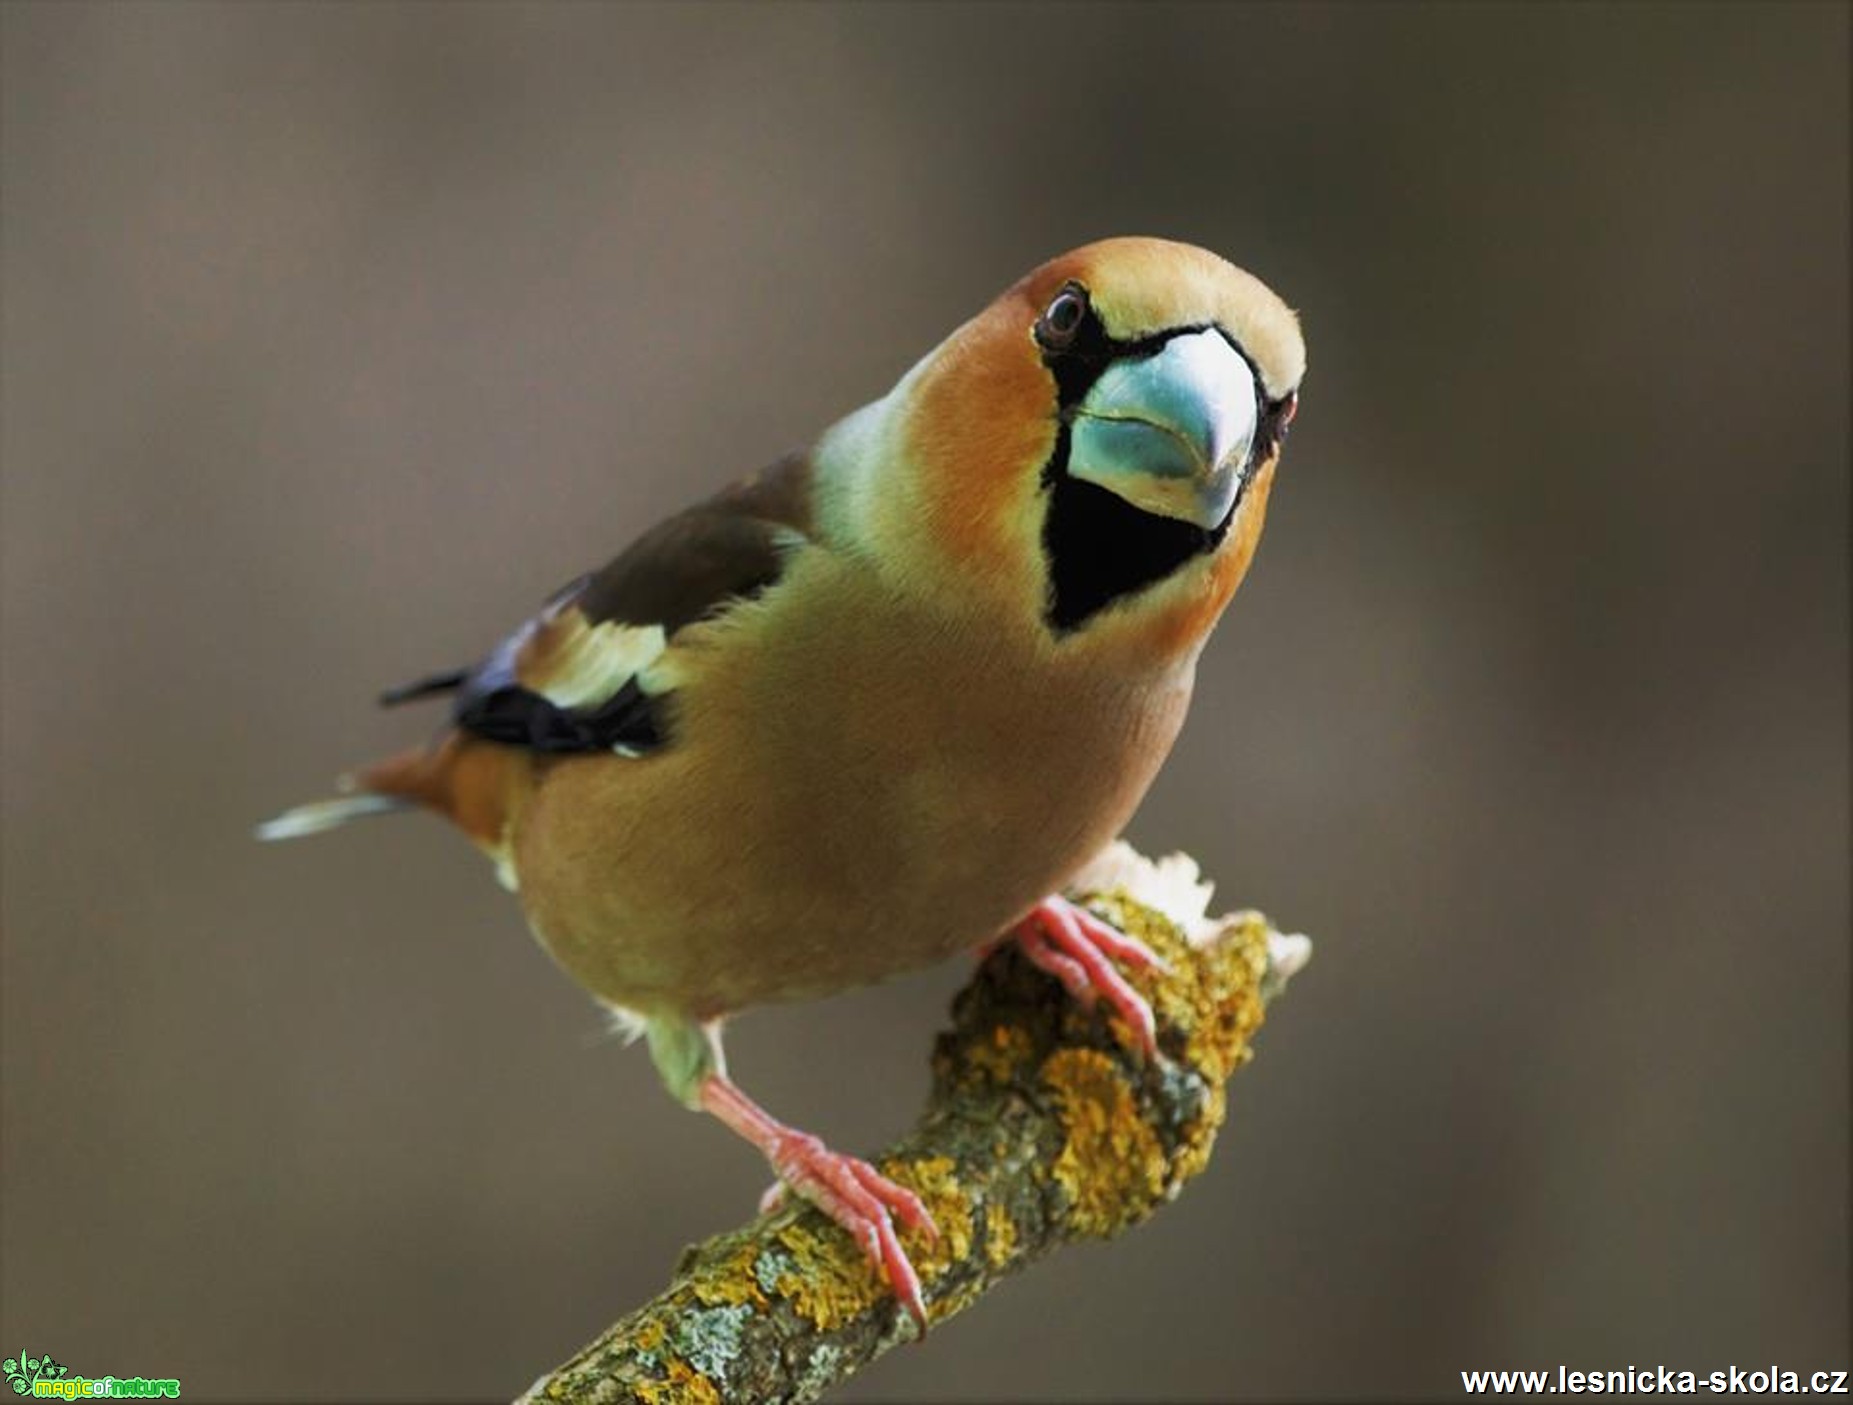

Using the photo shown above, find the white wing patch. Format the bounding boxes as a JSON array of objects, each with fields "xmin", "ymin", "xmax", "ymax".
[{"xmin": 514, "ymin": 609, "xmax": 667, "ymax": 710}]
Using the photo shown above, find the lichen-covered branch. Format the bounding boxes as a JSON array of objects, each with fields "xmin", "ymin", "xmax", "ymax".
[{"xmin": 520, "ymin": 846, "xmax": 1312, "ymax": 1405}]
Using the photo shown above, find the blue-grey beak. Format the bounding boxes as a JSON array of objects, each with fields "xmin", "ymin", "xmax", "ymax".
[{"xmin": 1067, "ymin": 329, "xmax": 1259, "ymax": 529}]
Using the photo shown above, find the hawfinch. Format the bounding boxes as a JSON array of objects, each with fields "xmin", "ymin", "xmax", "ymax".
[{"xmin": 262, "ymin": 237, "xmax": 1305, "ymax": 1327}]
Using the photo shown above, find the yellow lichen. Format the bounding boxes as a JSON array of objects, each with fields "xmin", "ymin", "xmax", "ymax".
[
  {"xmin": 882, "ymin": 1156, "xmax": 974, "ymax": 1318},
  {"xmin": 1041, "ymin": 1046, "xmax": 1169, "ymax": 1236},
  {"xmin": 1064, "ymin": 895, "xmax": 1272, "ymax": 1195},
  {"xmin": 1082, "ymin": 892, "xmax": 1269, "ymax": 1084},
  {"xmin": 983, "ymin": 1201, "xmax": 1017, "ymax": 1268},
  {"xmin": 769, "ymin": 1221, "xmax": 881, "ymax": 1329},
  {"xmin": 633, "ymin": 1357, "xmax": 722, "ymax": 1405},
  {"xmin": 685, "ymin": 1235, "xmax": 769, "ymax": 1309},
  {"xmin": 630, "ymin": 1316, "xmax": 668, "ymax": 1354},
  {"xmin": 964, "ymin": 1022, "xmax": 1034, "ymax": 1086},
  {"xmin": 1170, "ymin": 1083, "xmax": 1228, "ymax": 1183},
  {"xmin": 932, "ymin": 1273, "xmax": 986, "ymax": 1319},
  {"xmin": 761, "ymin": 1160, "xmax": 976, "ymax": 1328}
]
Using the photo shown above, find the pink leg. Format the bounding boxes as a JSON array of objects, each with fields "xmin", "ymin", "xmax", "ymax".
[
  {"xmin": 1009, "ymin": 895, "xmax": 1169, "ymax": 1055},
  {"xmin": 699, "ymin": 1074, "xmax": 938, "ymax": 1331}
]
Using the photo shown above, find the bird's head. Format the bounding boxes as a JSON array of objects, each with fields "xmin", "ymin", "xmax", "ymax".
[{"xmin": 817, "ymin": 237, "xmax": 1304, "ymax": 662}]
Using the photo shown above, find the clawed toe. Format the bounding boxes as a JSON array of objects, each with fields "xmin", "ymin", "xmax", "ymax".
[
  {"xmin": 768, "ymin": 1134, "xmax": 938, "ymax": 1330},
  {"xmin": 699, "ymin": 1074, "xmax": 937, "ymax": 1331},
  {"xmin": 1010, "ymin": 895, "xmax": 1165, "ymax": 1055}
]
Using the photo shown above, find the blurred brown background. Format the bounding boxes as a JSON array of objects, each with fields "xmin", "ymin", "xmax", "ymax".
[{"xmin": 3, "ymin": 3, "xmax": 1846, "ymax": 1400}]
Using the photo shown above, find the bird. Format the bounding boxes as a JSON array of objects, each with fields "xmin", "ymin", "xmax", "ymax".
[{"xmin": 260, "ymin": 236, "xmax": 1305, "ymax": 1329}]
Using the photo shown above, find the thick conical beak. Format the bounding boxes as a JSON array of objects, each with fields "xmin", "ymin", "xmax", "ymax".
[{"xmin": 1067, "ymin": 329, "xmax": 1259, "ymax": 529}]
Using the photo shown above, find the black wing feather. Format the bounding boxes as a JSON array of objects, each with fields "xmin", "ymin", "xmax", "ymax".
[{"xmin": 381, "ymin": 454, "xmax": 813, "ymax": 758}]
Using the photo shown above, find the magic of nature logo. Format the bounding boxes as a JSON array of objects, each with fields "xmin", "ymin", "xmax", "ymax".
[{"xmin": 4, "ymin": 1352, "xmax": 180, "ymax": 1399}]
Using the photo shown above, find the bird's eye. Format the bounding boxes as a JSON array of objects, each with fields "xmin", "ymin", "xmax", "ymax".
[{"xmin": 1036, "ymin": 285, "xmax": 1090, "ymax": 350}]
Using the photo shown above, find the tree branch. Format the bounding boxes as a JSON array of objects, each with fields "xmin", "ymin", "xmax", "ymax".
[{"xmin": 519, "ymin": 844, "xmax": 1312, "ymax": 1405}]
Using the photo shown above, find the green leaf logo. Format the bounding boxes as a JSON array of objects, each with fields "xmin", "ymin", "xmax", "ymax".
[{"xmin": 4, "ymin": 1351, "xmax": 54, "ymax": 1394}]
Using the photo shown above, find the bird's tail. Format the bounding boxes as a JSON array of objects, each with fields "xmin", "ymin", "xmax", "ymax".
[
  {"xmin": 259, "ymin": 663, "xmax": 475, "ymax": 842},
  {"xmin": 255, "ymin": 736, "xmax": 521, "ymax": 865},
  {"xmin": 254, "ymin": 781, "xmax": 409, "ymax": 842},
  {"xmin": 254, "ymin": 744, "xmax": 446, "ymax": 842}
]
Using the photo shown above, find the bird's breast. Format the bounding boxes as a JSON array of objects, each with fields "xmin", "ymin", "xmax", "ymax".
[{"xmin": 511, "ymin": 552, "xmax": 1195, "ymax": 1018}]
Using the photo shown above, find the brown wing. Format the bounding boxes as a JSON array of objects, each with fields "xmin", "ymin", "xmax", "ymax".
[
  {"xmin": 574, "ymin": 452, "xmax": 814, "ymax": 632},
  {"xmin": 385, "ymin": 452, "xmax": 814, "ymax": 756}
]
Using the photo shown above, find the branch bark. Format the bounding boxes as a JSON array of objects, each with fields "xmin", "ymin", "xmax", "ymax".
[{"xmin": 519, "ymin": 846, "xmax": 1312, "ymax": 1405}]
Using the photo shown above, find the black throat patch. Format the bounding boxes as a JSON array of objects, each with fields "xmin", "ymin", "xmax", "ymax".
[{"xmin": 1043, "ymin": 458, "xmax": 1229, "ymax": 634}]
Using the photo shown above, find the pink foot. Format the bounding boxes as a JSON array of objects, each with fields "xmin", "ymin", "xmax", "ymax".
[
  {"xmin": 700, "ymin": 1075, "xmax": 938, "ymax": 1331},
  {"xmin": 1010, "ymin": 895, "xmax": 1169, "ymax": 1055}
]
